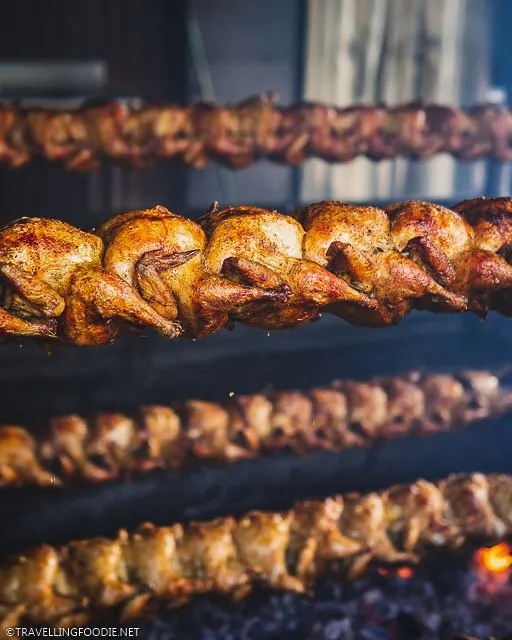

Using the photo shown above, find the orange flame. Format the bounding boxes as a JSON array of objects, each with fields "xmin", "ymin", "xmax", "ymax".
[{"xmin": 476, "ymin": 543, "xmax": 512, "ymax": 574}]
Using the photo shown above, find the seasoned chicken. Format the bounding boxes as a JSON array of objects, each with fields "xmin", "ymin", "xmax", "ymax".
[
  {"xmin": 388, "ymin": 200, "xmax": 512, "ymax": 315},
  {"xmin": 0, "ymin": 216, "xmax": 181, "ymax": 345},
  {"xmin": 296, "ymin": 201, "xmax": 468, "ymax": 325},
  {"xmin": 200, "ymin": 203, "xmax": 374, "ymax": 329},
  {"xmin": 1, "ymin": 198, "xmax": 512, "ymax": 343},
  {"xmin": 2, "ymin": 99, "xmax": 512, "ymax": 169},
  {"xmin": 97, "ymin": 205, "xmax": 289, "ymax": 337},
  {"xmin": 2, "ymin": 370, "xmax": 509, "ymax": 486},
  {"xmin": 1, "ymin": 473, "xmax": 511, "ymax": 628},
  {"xmin": 0, "ymin": 426, "xmax": 58, "ymax": 486}
]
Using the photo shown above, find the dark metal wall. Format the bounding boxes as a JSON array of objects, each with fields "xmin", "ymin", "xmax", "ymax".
[
  {"xmin": 0, "ymin": 0, "xmax": 188, "ymax": 221},
  {"xmin": 3, "ymin": 311, "xmax": 512, "ymax": 427},
  {"xmin": 0, "ymin": 0, "xmax": 304, "ymax": 220}
]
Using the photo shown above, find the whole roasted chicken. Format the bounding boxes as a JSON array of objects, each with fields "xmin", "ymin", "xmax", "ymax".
[
  {"xmin": 98, "ymin": 205, "xmax": 290, "ymax": 337},
  {"xmin": 0, "ymin": 216, "xmax": 181, "ymax": 345},
  {"xmin": 199, "ymin": 203, "xmax": 374, "ymax": 329},
  {"xmin": 1, "ymin": 369, "xmax": 507, "ymax": 487}
]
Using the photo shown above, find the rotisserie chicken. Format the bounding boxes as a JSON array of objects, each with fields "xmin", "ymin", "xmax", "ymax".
[
  {"xmin": 0, "ymin": 473, "xmax": 510, "ymax": 629},
  {"xmin": 1, "ymin": 197, "xmax": 512, "ymax": 345},
  {"xmin": 0, "ymin": 370, "xmax": 510, "ymax": 486},
  {"xmin": 2, "ymin": 97, "xmax": 512, "ymax": 169}
]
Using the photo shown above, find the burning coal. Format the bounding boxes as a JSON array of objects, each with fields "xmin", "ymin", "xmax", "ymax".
[
  {"xmin": 469, "ymin": 542, "xmax": 512, "ymax": 607},
  {"xmin": 476, "ymin": 542, "xmax": 512, "ymax": 575}
]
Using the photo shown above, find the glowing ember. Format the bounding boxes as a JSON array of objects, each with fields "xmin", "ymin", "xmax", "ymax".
[
  {"xmin": 396, "ymin": 566, "xmax": 414, "ymax": 579},
  {"xmin": 377, "ymin": 566, "xmax": 414, "ymax": 579},
  {"xmin": 476, "ymin": 542, "xmax": 512, "ymax": 574}
]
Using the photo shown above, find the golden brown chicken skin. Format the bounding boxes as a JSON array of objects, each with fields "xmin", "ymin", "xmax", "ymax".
[
  {"xmin": 296, "ymin": 201, "xmax": 467, "ymax": 325},
  {"xmin": 1, "ymin": 473, "xmax": 511, "ymax": 629},
  {"xmin": 0, "ymin": 216, "xmax": 181, "ymax": 345},
  {"xmin": 200, "ymin": 203, "xmax": 374, "ymax": 329},
  {"xmin": 2, "ymin": 199, "xmax": 512, "ymax": 344},
  {"xmin": 98, "ymin": 205, "xmax": 289, "ymax": 337},
  {"xmin": 3, "ymin": 99, "xmax": 512, "ymax": 169},
  {"xmin": 1, "ymin": 369, "xmax": 509, "ymax": 486},
  {"xmin": 388, "ymin": 200, "xmax": 512, "ymax": 315}
]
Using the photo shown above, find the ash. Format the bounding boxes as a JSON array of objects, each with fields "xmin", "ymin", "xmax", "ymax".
[{"xmin": 139, "ymin": 554, "xmax": 512, "ymax": 640}]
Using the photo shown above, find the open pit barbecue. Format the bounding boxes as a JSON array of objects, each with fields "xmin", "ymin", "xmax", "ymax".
[
  {"xmin": 0, "ymin": 370, "xmax": 510, "ymax": 487},
  {"xmin": 0, "ymin": 472, "xmax": 511, "ymax": 632},
  {"xmin": 2, "ymin": 197, "xmax": 512, "ymax": 345},
  {"xmin": 1, "ymin": 97, "xmax": 512, "ymax": 170}
]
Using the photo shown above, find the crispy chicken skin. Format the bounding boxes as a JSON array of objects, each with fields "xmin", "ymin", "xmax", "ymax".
[
  {"xmin": 388, "ymin": 200, "xmax": 512, "ymax": 315},
  {"xmin": 296, "ymin": 201, "xmax": 467, "ymax": 325},
  {"xmin": 2, "ymin": 99, "xmax": 512, "ymax": 169},
  {"xmin": 200, "ymin": 204, "xmax": 373, "ymax": 328},
  {"xmin": 98, "ymin": 205, "xmax": 290, "ymax": 337},
  {"xmin": 1, "ymin": 370, "xmax": 509, "ymax": 486},
  {"xmin": 1, "ymin": 473, "xmax": 510, "ymax": 629},
  {"xmin": 453, "ymin": 196, "xmax": 512, "ymax": 315},
  {"xmin": 2, "ymin": 198, "xmax": 512, "ymax": 344},
  {"xmin": 0, "ymin": 426, "xmax": 58, "ymax": 486},
  {"xmin": 0, "ymin": 216, "xmax": 181, "ymax": 345}
]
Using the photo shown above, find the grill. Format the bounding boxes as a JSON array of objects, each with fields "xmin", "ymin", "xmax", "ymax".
[{"xmin": 1, "ymin": 2, "xmax": 512, "ymax": 639}]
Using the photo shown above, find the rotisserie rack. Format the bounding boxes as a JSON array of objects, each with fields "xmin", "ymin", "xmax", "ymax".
[{"xmin": 1, "ymin": 71, "xmax": 512, "ymax": 639}]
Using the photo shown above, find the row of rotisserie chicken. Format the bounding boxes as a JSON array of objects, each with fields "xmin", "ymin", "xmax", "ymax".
[
  {"xmin": 0, "ymin": 472, "xmax": 511, "ymax": 628},
  {"xmin": 0, "ymin": 366, "xmax": 512, "ymax": 631},
  {"xmin": 0, "ymin": 369, "xmax": 510, "ymax": 486},
  {"xmin": 3, "ymin": 197, "xmax": 512, "ymax": 345},
  {"xmin": 2, "ymin": 197, "xmax": 512, "ymax": 634},
  {"xmin": 1, "ymin": 97, "xmax": 512, "ymax": 169}
]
